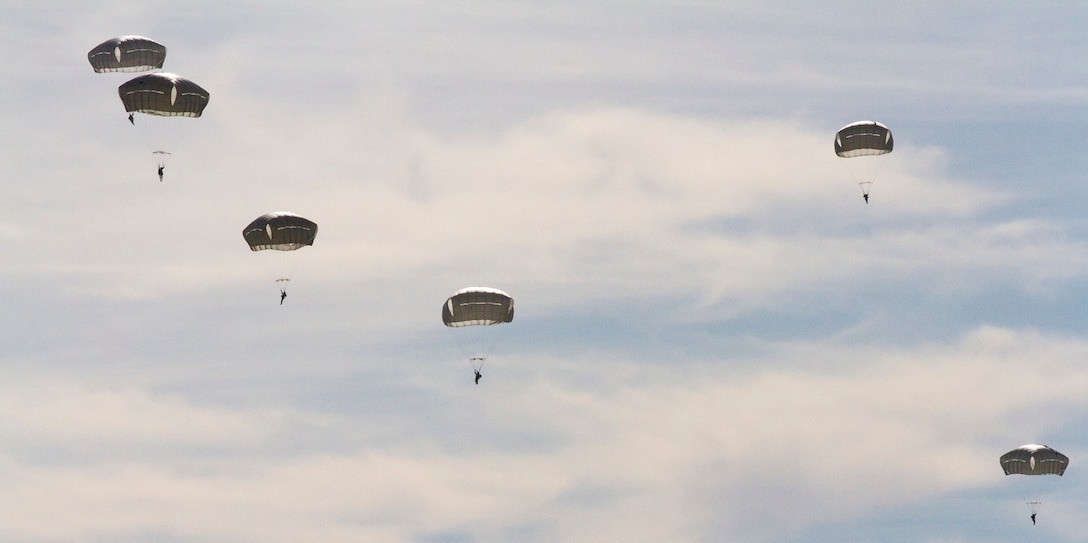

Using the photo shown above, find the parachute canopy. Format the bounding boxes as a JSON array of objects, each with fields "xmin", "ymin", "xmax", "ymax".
[
  {"xmin": 443, "ymin": 287, "xmax": 514, "ymax": 327},
  {"xmin": 88, "ymin": 35, "xmax": 166, "ymax": 73},
  {"xmin": 243, "ymin": 212, "xmax": 318, "ymax": 251},
  {"xmin": 1000, "ymin": 444, "xmax": 1069, "ymax": 476},
  {"xmin": 835, "ymin": 121, "xmax": 893, "ymax": 158},
  {"xmin": 118, "ymin": 73, "xmax": 210, "ymax": 117}
]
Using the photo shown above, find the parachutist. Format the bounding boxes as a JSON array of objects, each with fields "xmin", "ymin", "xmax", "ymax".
[
  {"xmin": 835, "ymin": 121, "xmax": 892, "ymax": 205},
  {"xmin": 443, "ymin": 288, "xmax": 513, "ymax": 384},
  {"xmin": 128, "ymin": 113, "xmax": 134, "ymax": 125},
  {"xmin": 242, "ymin": 213, "xmax": 318, "ymax": 300},
  {"xmin": 157, "ymin": 165, "xmax": 164, "ymax": 182},
  {"xmin": 1000, "ymin": 444, "xmax": 1067, "ymax": 524}
]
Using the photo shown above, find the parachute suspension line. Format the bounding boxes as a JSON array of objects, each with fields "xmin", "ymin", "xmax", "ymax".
[
  {"xmin": 839, "ymin": 158, "xmax": 883, "ymax": 196},
  {"xmin": 268, "ymin": 250, "xmax": 301, "ymax": 290},
  {"xmin": 469, "ymin": 356, "xmax": 486, "ymax": 372},
  {"xmin": 451, "ymin": 324, "xmax": 503, "ymax": 366},
  {"xmin": 275, "ymin": 277, "xmax": 290, "ymax": 295},
  {"xmin": 481, "ymin": 328, "xmax": 501, "ymax": 363},
  {"xmin": 132, "ymin": 115, "xmax": 172, "ymax": 160},
  {"xmin": 1012, "ymin": 488, "xmax": 1036, "ymax": 513},
  {"xmin": 843, "ymin": 158, "xmax": 883, "ymax": 197},
  {"xmin": 152, "ymin": 150, "xmax": 171, "ymax": 170},
  {"xmin": 153, "ymin": 150, "xmax": 171, "ymax": 182}
]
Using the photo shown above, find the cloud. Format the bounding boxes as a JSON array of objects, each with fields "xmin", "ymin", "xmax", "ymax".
[
  {"xmin": 19, "ymin": 92, "xmax": 1085, "ymax": 346},
  {"xmin": 75, "ymin": 105, "xmax": 1001, "ymax": 291},
  {"xmin": 1, "ymin": 326, "xmax": 1084, "ymax": 542},
  {"xmin": 6, "ymin": 4, "xmax": 1088, "ymax": 542}
]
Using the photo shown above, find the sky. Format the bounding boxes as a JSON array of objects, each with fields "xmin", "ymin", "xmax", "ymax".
[{"xmin": 3, "ymin": 2, "xmax": 1088, "ymax": 542}]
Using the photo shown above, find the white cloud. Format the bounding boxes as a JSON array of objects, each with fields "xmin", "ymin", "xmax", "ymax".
[
  {"xmin": 5, "ymin": 3, "xmax": 1088, "ymax": 542},
  {"xmin": 1, "ymin": 327, "xmax": 1085, "ymax": 542}
]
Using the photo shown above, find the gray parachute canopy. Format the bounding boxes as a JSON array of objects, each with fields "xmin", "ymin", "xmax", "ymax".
[
  {"xmin": 118, "ymin": 73, "xmax": 210, "ymax": 117},
  {"xmin": 243, "ymin": 212, "xmax": 318, "ymax": 251},
  {"xmin": 835, "ymin": 121, "xmax": 893, "ymax": 158},
  {"xmin": 88, "ymin": 36, "xmax": 166, "ymax": 73},
  {"xmin": 1000, "ymin": 444, "xmax": 1069, "ymax": 476},
  {"xmin": 442, "ymin": 287, "xmax": 515, "ymax": 327}
]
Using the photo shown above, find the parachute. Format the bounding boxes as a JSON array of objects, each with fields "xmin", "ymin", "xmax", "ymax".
[
  {"xmin": 88, "ymin": 36, "xmax": 166, "ymax": 73},
  {"xmin": 443, "ymin": 287, "xmax": 514, "ymax": 372},
  {"xmin": 1001, "ymin": 444, "xmax": 1069, "ymax": 476},
  {"xmin": 243, "ymin": 212, "xmax": 319, "ymax": 251},
  {"xmin": 443, "ymin": 287, "xmax": 515, "ymax": 327},
  {"xmin": 118, "ymin": 73, "xmax": 210, "ymax": 118},
  {"xmin": 834, "ymin": 121, "xmax": 893, "ymax": 202},
  {"xmin": 243, "ymin": 212, "xmax": 318, "ymax": 298},
  {"xmin": 1000, "ymin": 444, "xmax": 1068, "ymax": 522}
]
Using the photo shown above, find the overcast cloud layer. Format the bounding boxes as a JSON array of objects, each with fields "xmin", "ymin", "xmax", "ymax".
[{"xmin": 3, "ymin": 2, "xmax": 1088, "ymax": 542}]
